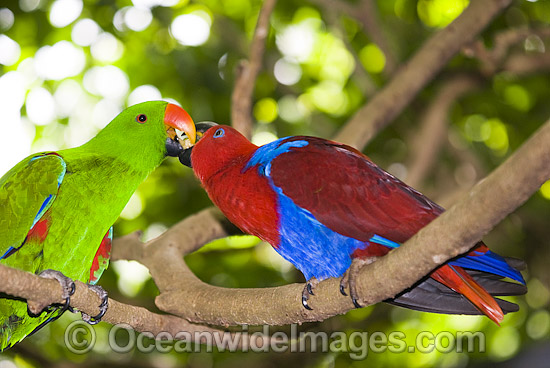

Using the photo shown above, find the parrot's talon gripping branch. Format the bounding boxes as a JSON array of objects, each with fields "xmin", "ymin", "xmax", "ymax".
[
  {"xmin": 28, "ymin": 269, "xmax": 75, "ymax": 315},
  {"xmin": 80, "ymin": 284, "xmax": 108, "ymax": 325},
  {"xmin": 339, "ymin": 271, "xmax": 350, "ymax": 297},
  {"xmin": 301, "ymin": 278, "xmax": 319, "ymax": 311},
  {"xmin": 341, "ymin": 257, "xmax": 379, "ymax": 309}
]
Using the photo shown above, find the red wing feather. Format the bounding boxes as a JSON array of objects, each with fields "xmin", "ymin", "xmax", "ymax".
[{"xmin": 269, "ymin": 137, "xmax": 444, "ymax": 243}]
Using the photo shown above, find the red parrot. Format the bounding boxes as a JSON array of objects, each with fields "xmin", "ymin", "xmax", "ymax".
[{"xmin": 179, "ymin": 123, "xmax": 526, "ymax": 324}]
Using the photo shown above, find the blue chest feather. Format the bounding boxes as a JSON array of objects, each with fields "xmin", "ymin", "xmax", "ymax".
[{"xmin": 246, "ymin": 138, "xmax": 368, "ymax": 280}]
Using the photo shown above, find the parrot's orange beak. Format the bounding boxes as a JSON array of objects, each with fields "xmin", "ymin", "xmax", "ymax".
[{"xmin": 164, "ymin": 103, "xmax": 196, "ymax": 147}]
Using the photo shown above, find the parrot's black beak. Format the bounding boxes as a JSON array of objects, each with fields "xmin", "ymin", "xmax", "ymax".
[
  {"xmin": 178, "ymin": 122, "xmax": 218, "ymax": 167},
  {"xmin": 165, "ymin": 137, "xmax": 184, "ymax": 157}
]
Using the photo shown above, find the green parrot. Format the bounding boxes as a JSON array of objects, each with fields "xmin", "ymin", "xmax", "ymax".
[{"xmin": 0, "ymin": 101, "xmax": 196, "ymax": 350}]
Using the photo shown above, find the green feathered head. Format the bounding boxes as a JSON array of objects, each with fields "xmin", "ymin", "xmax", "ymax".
[{"xmin": 85, "ymin": 101, "xmax": 196, "ymax": 171}]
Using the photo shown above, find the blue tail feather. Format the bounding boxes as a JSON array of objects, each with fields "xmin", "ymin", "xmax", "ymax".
[
  {"xmin": 368, "ymin": 234, "xmax": 525, "ymax": 284},
  {"xmin": 449, "ymin": 251, "xmax": 525, "ymax": 284}
]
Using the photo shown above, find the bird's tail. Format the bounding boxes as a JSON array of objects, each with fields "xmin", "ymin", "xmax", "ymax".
[
  {"xmin": 386, "ymin": 250, "xmax": 526, "ymax": 324},
  {"xmin": 365, "ymin": 237, "xmax": 527, "ymax": 323},
  {"xmin": 0, "ymin": 299, "xmax": 61, "ymax": 351},
  {"xmin": 431, "ymin": 265, "xmax": 505, "ymax": 324}
]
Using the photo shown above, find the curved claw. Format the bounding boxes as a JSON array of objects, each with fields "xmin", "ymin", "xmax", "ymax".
[
  {"xmin": 302, "ymin": 295, "xmax": 313, "ymax": 310},
  {"xmin": 301, "ymin": 278, "xmax": 319, "ymax": 310},
  {"xmin": 352, "ymin": 298, "xmax": 362, "ymax": 309},
  {"xmin": 340, "ymin": 284, "xmax": 348, "ymax": 296},
  {"xmin": 339, "ymin": 269, "xmax": 349, "ymax": 296},
  {"xmin": 81, "ymin": 284, "xmax": 109, "ymax": 325},
  {"xmin": 36, "ymin": 269, "xmax": 76, "ymax": 314},
  {"xmin": 307, "ymin": 283, "xmax": 315, "ymax": 296}
]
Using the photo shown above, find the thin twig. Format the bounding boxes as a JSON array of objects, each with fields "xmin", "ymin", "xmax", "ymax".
[
  {"xmin": 231, "ymin": 0, "xmax": 277, "ymax": 139},
  {"xmin": 464, "ymin": 27, "xmax": 550, "ymax": 75}
]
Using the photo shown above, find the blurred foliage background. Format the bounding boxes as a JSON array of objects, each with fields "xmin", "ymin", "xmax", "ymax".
[{"xmin": 0, "ymin": 0, "xmax": 549, "ymax": 367}]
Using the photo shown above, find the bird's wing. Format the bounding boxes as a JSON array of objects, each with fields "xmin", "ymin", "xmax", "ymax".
[
  {"xmin": 268, "ymin": 137, "xmax": 444, "ymax": 243},
  {"xmin": 0, "ymin": 153, "xmax": 66, "ymax": 260}
]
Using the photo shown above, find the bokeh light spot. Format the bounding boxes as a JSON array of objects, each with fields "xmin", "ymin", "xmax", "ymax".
[
  {"xmin": 71, "ymin": 18, "xmax": 100, "ymax": 46},
  {"xmin": 0, "ymin": 35, "xmax": 21, "ymax": 66},
  {"xmin": 112, "ymin": 260, "xmax": 151, "ymax": 297},
  {"xmin": 526, "ymin": 310, "xmax": 550, "ymax": 340},
  {"xmin": 83, "ymin": 65, "xmax": 129, "ymax": 100},
  {"xmin": 306, "ymin": 80, "xmax": 348, "ymax": 116},
  {"xmin": 20, "ymin": 0, "xmax": 41, "ymax": 12},
  {"xmin": 34, "ymin": 41, "xmax": 86, "ymax": 80},
  {"xmin": 124, "ymin": 6, "xmax": 153, "ymax": 32},
  {"xmin": 91, "ymin": 33, "xmax": 124, "ymax": 63},
  {"xmin": 417, "ymin": 0, "xmax": 469, "ymax": 28},
  {"xmin": 0, "ymin": 71, "xmax": 26, "ymax": 112},
  {"xmin": 278, "ymin": 95, "xmax": 309, "ymax": 123},
  {"xmin": 540, "ymin": 180, "xmax": 550, "ymax": 200},
  {"xmin": 489, "ymin": 326, "xmax": 520, "ymax": 360},
  {"xmin": 482, "ymin": 118, "xmax": 509, "ymax": 154},
  {"xmin": 0, "ymin": 8, "xmax": 15, "ymax": 32},
  {"xmin": 132, "ymin": 0, "xmax": 180, "ymax": 8},
  {"xmin": 276, "ymin": 23, "xmax": 316, "ymax": 62},
  {"xmin": 526, "ymin": 278, "xmax": 550, "ymax": 307},
  {"xmin": 54, "ymin": 79, "xmax": 84, "ymax": 118},
  {"xmin": 463, "ymin": 114, "xmax": 489, "ymax": 142},
  {"xmin": 359, "ymin": 43, "xmax": 386, "ymax": 73},
  {"xmin": 49, "ymin": 0, "xmax": 83, "ymax": 28},
  {"xmin": 26, "ymin": 87, "xmax": 56, "ymax": 126},
  {"xmin": 92, "ymin": 99, "xmax": 121, "ymax": 131},
  {"xmin": 128, "ymin": 85, "xmax": 162, "ymax": 106},
  {"xmin": 121, "ymin": 192, "xmax": 144, "ymax": 220},
  {"xmin": 274, "ymin": 58, "xmax": 302, "ymax": 85},
  {"xmin": 171, "ymin": 12, "xmax": 211, "ymax": 46},
  {"xmin": 503, "ymin": 84, "xmax": 533, "ymax": 111},
  {"xmin": 253, "ymin": 98, "xmax": 278, "ymax": 124},
  {"xmin": 252, "ymin": 131, "xmax": 278, "ymax": 146}
]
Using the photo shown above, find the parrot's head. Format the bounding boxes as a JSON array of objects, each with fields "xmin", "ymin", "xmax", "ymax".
[
  {"xmin": 178, "ymin": 124, "xmax": 258, "ymax": 182},
  {"xmin": 90, "ymin": 100, "xmax": 196, "ymax": 170}
]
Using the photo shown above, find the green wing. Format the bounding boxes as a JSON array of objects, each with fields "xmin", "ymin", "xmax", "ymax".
[
  {"xmin": 0, "ymin": 153, "xmax": 66, "ymax": 350},
  {"xmin": 0, "ymin": 153, "xmax": 66, "ymax": 262}
]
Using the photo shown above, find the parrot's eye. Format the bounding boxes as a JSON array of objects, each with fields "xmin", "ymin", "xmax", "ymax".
[
  {"xmin": 136, "ymin": 114, "xmax": 147, "ymax": 123},
  {"xmin": 213, "ymin": 128, "xmax": 225, "ymax": 138}
]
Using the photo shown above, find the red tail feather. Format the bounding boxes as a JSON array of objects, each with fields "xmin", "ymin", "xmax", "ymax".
[{"xmin": 432, "ymin": 265, "xmax": 504, "ymax": 324}]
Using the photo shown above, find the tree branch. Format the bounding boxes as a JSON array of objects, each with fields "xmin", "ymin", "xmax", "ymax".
[
  {"xmin": 405, "ymin": 74, "xmax": 482, "ymax": 188},
  {"xmin": 112, "ymin": 119, "xmax": 550, "ymax": 326},
  {"xmin": 231, "ymin": 0, "xmax": 277, "ymax": 139},
  {"xmin": 0, "ymin": 259, "xmax": 267, "ymax": 348},
  {"xmin": 334, "ymin": 0, "xmax": 512, "ymax": 150},
  {"xmin": 464, "ymin": 27, "xmax": 550, "ymax": 75},
  {"xmin": 502, "ymin": 52, "xmax": 550, "ymax": 75}
]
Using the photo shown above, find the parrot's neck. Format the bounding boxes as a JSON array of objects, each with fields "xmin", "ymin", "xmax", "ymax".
[
  {"xmin": 82, "ymin": 131, "xmax": 166, "ymax": 175},
  {"xmin": 59, "ymin": 145, "xmax": 154, "ymax": 197}
]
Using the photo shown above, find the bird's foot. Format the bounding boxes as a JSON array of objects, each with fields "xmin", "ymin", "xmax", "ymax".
[
  {"xmin": 29, "ymin": 269, "xmax": 76, "ymax": 315},
  {"xmin": 80, "ymin": 284, "xmax": 109, "ymax": 325},
  {"xmin": 339, "ymin": 257, "xmax": 379, "ymax": 308},
  {"xmin": 301, "ymin": 277, "xmax": 319, "ymax": 310}
]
